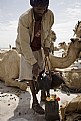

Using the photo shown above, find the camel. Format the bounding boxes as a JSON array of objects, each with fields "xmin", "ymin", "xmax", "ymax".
[
  {"xmin": 38, "ymin": 38, "xmax": 81, "ymax": 99},
  {"xmin": 58, "ymin": 21, "xmax": 81, "ymax": 58},
  {"xmin": 73, "ymin": 21, "xmax": 81, "ymax": 58},
  {"xmin": 49, "ymin": 30, "xmax": 56, "ymax": 54},
  {"xmin": 58, "ymin": 42, "xmax": 69, "ymax": 57},
  {"xmin": 0, "ymin": 49, "xmax": 27, "ymax": 90},
  {"xmin": 73, "ymin": 21, "xmax": 81, "ymax": 38},
  {"xmin": 49, "ymin": 37, "xmax": 81, "ymax": 69}
]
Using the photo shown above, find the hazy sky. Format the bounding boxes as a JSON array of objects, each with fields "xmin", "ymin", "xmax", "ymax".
[{"xmin": 0, "ymin": 0, "xmax": 81, "ymax": 48}]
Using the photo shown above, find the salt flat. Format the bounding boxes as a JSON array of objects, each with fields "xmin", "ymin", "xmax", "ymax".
[{"xmin": 0, "ymin": 80, "xmax": 78, "ymax": 121}]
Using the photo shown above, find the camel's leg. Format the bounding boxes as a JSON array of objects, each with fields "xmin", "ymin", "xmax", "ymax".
[{"xmin": 5, "ymin": 78, "xmax": 27, "ymax": 91}]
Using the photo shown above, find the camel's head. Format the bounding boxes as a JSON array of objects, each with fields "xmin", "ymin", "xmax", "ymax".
[
  {"xmin": 70, "ymin": 37, "xmax": 81, "ymax": 51},
  {"xmin": 58, "ymin": 42, "xmax": 67, "ymax": 50},
  {"xmin": 73, "ymin": 21, "xmax": 81, "ymax": 38},
  {"xmin": 50, "ymin": 30, "xmax": 57, "ymax": 42}
]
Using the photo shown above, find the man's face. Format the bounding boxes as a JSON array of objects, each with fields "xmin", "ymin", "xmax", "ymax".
[{"xmin": 33, "ymin": 5, "xmax": 47, "ymax": 17}]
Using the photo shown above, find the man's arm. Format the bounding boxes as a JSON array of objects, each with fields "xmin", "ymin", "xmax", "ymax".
[
  {"xmin": 18, "ymin": 17, "xmax": 37, "ymax": 65},
  {"xmin": 44, "ymin": 10, "xmax": 54, "ymax": 48}
]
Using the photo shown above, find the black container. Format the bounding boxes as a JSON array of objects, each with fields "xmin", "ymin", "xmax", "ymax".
[{"xmin": 45, "ymin": 99, "xmax": 60, "ymax": 121}]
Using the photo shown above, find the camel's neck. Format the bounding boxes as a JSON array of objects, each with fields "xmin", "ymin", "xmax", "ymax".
[{"xmin": 49, "ymin": 46, "xmax": 80, "ymax": 69}]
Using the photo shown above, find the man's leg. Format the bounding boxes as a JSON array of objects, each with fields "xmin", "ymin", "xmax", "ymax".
[
  {"xmin": 41, "ymin": 90, "xmax": 46, "ymax": 101},
  {"xmin": 19, "ymin": 54, "xmax": 44, "ymax": 114},
  {"xmin": 29, "ymin": 80, "xmax": 45, "ymax": 114}
]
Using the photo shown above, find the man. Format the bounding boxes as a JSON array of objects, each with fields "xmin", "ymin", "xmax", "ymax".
[{"xmin": 16, "ymin": 0, "xmax": 55, "ymax": 114}]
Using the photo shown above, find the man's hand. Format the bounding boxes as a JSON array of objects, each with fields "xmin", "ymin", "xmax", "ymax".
[
  {"xmin": 32, "ymin": 62, "xmax": 40, "ymax": 77},
  {"xmin": 43, "ymin": 47, "xmax": 49, "ymax": 57}
]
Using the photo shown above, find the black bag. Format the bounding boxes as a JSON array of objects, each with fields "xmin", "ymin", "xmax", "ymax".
[
  {"xmin": 37, "ymin": 70, "xmax": 52, "ymax": 91},
  {"xmin": 37, "ymin": 70, "xmax": 65, "ymax": 91},
  {"xmin": 45, "ymin": 99, "xmax": 60, "ymax": 121}
]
